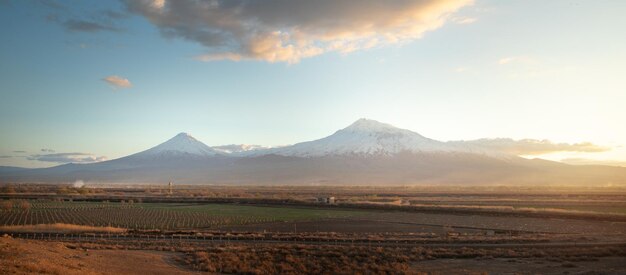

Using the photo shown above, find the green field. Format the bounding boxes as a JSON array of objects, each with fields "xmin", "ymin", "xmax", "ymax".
[
  {"xmin": 0, "ymin": 201, "xmax": 368, "ymax": 230},
  {"xmin": 139, "ymin": 203, "xmax": 366, "ymax": 220}
]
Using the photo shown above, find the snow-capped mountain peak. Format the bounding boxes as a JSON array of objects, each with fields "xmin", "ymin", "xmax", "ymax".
[
  {"xmin": 343, "ymin": 118, "xmax": 405, "ymax": 133},
  {"xmin": 254, "ymin": 119, "xmax": 453, "ymax": 157},
  {"xmin": 338, "ymin": 118, "xmax": 430, "ymax": 139},
  {"xmin": 118, "ymin": 119, "xmax": 510, "ymax": 161},
  {"xmin": 132, "ymin": 132, "xmax": 219, "ymax": 158}
]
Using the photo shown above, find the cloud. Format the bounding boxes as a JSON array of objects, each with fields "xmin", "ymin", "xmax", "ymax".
[
  {"xmin": 39, "ymin": 1, "xmax": 125, "ymax": 33},
  {"xmin": 0, "ymin": 153, "xmax": 29, "ymax": 158},
  {"xmin": 212, "ymin": 144, "xmax": 269, "ymax": 154},
  {"xmin": 451, "ymin": 16, "xmax": 477, "ymax": 24},
  {"xmin": 150, "ymin": 0, "xmax": 165, "ymax": 9},
  {"xmin": 496, "ymin": 56, "xmax": 576, "ymax": 79},
  {"xmin": 452, "ymin": 138, "xmax": 610, "ymax": 155},
  {"xmin": 124, "ymin": 0, "xmax": 473, "ymax": 63},
  {"xmin": 102, "ymin": 75, "xmax": 132, "ymax": 89},
  {"xmin": 498, "ymin": 56, "xmax": 535, "ymax": 65},
  {"xmin": 63, "ymin": 19, "xmax": 121, "ymax": 33},
  {"xmin": 102, "ymin": 10, "xmax": 130, "ymax": 19},
  {"xmin": 560, "ymin": 158, "xmax": 626, "ymax": 167},
  {"xmin": 37, "ymin": 0, "xmax": 65, "ymax": 10},
  {"xmin": 41, "ymin": 148, "xmax": 55, "ymax": 152},
  {"xmin": 28, "ymin": 152, "xmax": 107, "ymax": 164}
]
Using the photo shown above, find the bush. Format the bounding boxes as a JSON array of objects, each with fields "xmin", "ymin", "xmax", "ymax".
[
  {"xmin": 18, "ymin": 201, "xmax": 31, "ymax": 210},
  {"xmin": 0, "ymin": 200, "xmax": 13, "ymax": 210}
]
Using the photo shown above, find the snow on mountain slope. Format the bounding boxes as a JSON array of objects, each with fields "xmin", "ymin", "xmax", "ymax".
[
  {"xmin": 211, "ymin": 144, "xmax": 269, "ymax": 154},
  {"xmin": 253, "ymin": 118, "xmax": 506, "ymax": 158},
  {"xmin": 128, "ymin": 132, "xmax": 220, "ymax": 159}
]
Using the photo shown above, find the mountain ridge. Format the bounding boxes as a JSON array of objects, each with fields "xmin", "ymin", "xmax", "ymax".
[
  {"xmin": 1, "ymin": 118, "xmax": 624, "ymax": 185},
  {"xmin": 243, "ymin": 118, "xmax": 509, "ymax": 158}
]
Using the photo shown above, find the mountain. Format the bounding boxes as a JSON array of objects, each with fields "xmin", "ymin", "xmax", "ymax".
[
  {"xmin": 127, "ymin": 132, "xmax": 220, "ymax": 159},
  {"xmin": 1, "ymin": 119, "xmax": 625, "ymax": 185},
  {"xmin": 253, "ymin": 118, "xmax": 504, "ymax": 158},
  {"xmin": 0, "ymin": 166, "xmax": 31, "ymax": 173}
]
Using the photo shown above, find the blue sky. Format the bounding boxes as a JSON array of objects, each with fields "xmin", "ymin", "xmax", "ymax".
[{"xmin": 1, "ymin": 0, "xmax": 625, "ymax": 168}]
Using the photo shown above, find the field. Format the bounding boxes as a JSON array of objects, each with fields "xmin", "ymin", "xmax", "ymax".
[
  {"xmin": 0, "ymin": 184, "xmax": 625, "ymax": 274},
  {"xmin": 2, "ymin": 200, "xmax": 624, "ymax": 236},
  {"xmin": 0, "ymin": 201, "xmax": 366, "ymax": 230}
]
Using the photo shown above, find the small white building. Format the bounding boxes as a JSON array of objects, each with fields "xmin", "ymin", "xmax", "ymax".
[{"xmin": 316, "ymin": 196, "xmax": 336, "ymax": 204}]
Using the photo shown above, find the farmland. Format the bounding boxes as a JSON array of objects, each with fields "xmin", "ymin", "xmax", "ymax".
[
  {"xmin": 2, "ymin": 199, "xmax": 624, "ymax": 236},
  {"xmin": 0, "ymin": 201, "xmax": 367, "ymax": 230},
  {"xmin": 1, "ymin": 184, "xmax": 625, "ymax": 274}
]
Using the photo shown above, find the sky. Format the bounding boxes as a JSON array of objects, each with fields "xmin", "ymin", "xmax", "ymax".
[{"xmin": 1, "ymin": 0, "xmax": 625, "ymax": 168}]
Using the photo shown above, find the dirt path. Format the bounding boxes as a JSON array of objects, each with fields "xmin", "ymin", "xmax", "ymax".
[
  {"xmin": 0, "ymin": 236, "xmax": 195, "ymax": 274},
  {"xmin": 81, "ymin": 250, "xmax": 195, "ymax": 275}
]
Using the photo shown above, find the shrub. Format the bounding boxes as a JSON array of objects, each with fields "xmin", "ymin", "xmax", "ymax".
[
  {"xmin": 0, "ymin": 200, "xmax": 13, "ymax": 210},
  {"xmin": 18, "ymin": 200, "xmax": 31, "ymax": 210}
]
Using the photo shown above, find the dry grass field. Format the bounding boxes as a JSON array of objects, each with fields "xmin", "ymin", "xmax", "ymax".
[
  {"xmin": 0, "ymin": 223, "xmax": 126, "ymax": 233},
  {"xmin": 0, "ymin": 236, "xmax": 192, "ymax": 275},
  {"xmin": 2, "ymin": 235, "xmax": 623, "ymax": 275}
]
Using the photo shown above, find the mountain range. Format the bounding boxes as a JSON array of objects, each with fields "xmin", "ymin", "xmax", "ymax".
[{"xmin": 1, "ymin": 119, "xmax": 625, "ymax": 185}]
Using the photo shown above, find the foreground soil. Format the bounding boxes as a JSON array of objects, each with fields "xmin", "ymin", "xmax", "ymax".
[
  {"xmin": 0, "ymin": 236, "xmax": 193, "ymax": 275},
  {"xmin": 2, "ymin": 235, "xmax": 625, "ymax": 274},
  {"xmin": 412, "ymin": 257, "xmax": 626, "ymax": 274}
]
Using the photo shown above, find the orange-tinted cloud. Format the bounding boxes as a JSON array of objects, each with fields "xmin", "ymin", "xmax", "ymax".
[
  {"xmin": 452, "ymin": 138, "xmax": 610, "ymax": 155},
  {"xmin": 560, "ymin": 158, "xmax": 626, "ymax": 167},
  {"xmin": 125, "ymin": 0, "xmax": 473, "ymax": 63},
  {"xmin": 451, "ymin": 16, "xmax": 477, "ymax": 24},
  {"xmin": 102, "ymin": 75, "xmax": 132, "ymax": 89}
]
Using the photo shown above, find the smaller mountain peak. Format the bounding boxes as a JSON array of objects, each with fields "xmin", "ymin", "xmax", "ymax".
[
  {"xmin": 353, "ymin": 118, "xmax": 373, "ymax": 124},
  {"xmin": 132, "ymin": 132, "xmax": 218, "ymax": 157},
  {"xmin": 173, "ymin": 132, "xmax": 197, "ymax": 140}
]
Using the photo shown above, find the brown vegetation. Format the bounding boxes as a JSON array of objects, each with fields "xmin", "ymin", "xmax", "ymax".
[
  {"xmin": 182, "ymin": 244, "xmax": 625, "ymax": 274},
  {"xmin": 0, "ymin": 200, "xmax": 12, "ymax": 210},
  {"xmin": 62, "ymin": 240, "xmax": 625, "ymax": 275},
  {"xmin": 18, "ymin": 200, "xmax": 31, "ymax": 210},
  {"xmin": 0, "ymin": 223, "xmax": 127, "ymax": 233},
  {"xmin": 0, "ymin": 236, "xmax": 191, "ymax": 275}
]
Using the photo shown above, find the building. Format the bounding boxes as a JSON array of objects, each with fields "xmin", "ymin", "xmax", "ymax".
[{"xmin": 316, "ymin": 196, "xmax": 336, "ymax": 204}]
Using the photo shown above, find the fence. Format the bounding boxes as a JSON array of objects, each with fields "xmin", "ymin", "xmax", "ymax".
[{"xmin": 1, "ymin": 231, "xmax": 432, "ymax": 246}]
